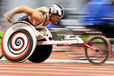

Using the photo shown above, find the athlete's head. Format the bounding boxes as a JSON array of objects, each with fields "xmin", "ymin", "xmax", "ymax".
[{"xmin": 49, "ymin": 4, "xmax": 64, "ymax": 24}]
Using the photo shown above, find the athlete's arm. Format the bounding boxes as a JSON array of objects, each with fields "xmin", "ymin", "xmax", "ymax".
[{"xmin": 4, "ymin": 6, "xmax": 34, "ymax": 22}]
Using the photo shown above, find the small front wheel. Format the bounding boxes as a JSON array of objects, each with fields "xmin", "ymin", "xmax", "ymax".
[{"xmin": 85, "ymin": 35, "xmax": 112, "ymax": 64}]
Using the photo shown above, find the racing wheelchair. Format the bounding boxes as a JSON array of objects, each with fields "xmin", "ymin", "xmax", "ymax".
[{"xmin": 1, "ymin": 21, "xmax": 112, "ymax": 64}]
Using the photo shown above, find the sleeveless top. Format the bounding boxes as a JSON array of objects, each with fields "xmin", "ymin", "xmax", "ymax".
[{"xmin": 18, "ymin": 12, "xmax": 49, "ymax": 28}]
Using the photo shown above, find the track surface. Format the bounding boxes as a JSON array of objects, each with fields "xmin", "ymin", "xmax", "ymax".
[
  {"xmin": 1, "ymin": 52, "xmax": 114, "ymax": 76},
  {"xmin": 1, "ymin": 62, "xmax": 114, "ymax": 76}
]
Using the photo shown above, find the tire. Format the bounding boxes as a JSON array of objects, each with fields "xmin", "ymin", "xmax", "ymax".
[
  {"xmin": 0, "ymin": 36, "xmax": 3, "ymax": 59},
  {"xmin": 1, "ymin": 22, "xmax": 37, "ymax": 62},
  {"xmin": 85, "ymin": 35, "xmax": 112, "ymax": 64},
  {"xmin": 28, "ymin": 45, "xmax": 52, "ymax": 63},
  {"xmin": 0, "ymin": 55, "xmax": 3, "ymax": 59}
]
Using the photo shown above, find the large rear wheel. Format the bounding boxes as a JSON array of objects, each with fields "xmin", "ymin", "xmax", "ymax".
[{"xmin": 2, "ymin": 22, "xmax": 37, "ymax": 62}]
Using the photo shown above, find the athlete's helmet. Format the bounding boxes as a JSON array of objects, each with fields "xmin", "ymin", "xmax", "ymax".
[{"xmin": 49, "ymin": 4, "xmax": 64, "ymax": 18}]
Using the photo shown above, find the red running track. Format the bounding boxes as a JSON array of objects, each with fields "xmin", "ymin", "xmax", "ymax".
[{"xmin": 0, "ymin": 52, "xmax": 114, "ymax": 76}]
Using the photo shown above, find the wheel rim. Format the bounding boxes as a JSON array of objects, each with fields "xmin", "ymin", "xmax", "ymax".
[
  {"xmin": 85, "ymin": 37, "xmax": 109, "ymax": 64},
  {"xmin": 2, "ymin": 22, "xmax": 37, "ymax": 62}
]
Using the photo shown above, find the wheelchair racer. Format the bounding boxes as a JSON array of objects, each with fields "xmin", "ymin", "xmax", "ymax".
[{"xmin": 4, "ymin": 4, "xmax": 64, "ymax": 40}]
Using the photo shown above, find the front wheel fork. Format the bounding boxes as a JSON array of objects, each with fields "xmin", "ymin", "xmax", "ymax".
[{"xmin": 82, "ymin": 43, "xmax": 99, "ymax": 52}]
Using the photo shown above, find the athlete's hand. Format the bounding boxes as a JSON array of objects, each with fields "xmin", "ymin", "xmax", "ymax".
[{"xmin": 4, "ymin": 12, "xmax": 13, "ymax": 23}]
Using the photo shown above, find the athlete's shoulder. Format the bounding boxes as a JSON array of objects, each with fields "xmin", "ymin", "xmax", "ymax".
[{"xmin": 36, "ymin": 7, "xmax": 49, "ymax": 12}]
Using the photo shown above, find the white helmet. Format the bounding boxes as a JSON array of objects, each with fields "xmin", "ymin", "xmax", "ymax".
[{"xmin": 49, "ymin": 4, "xmax": 64, "ymax": 18}]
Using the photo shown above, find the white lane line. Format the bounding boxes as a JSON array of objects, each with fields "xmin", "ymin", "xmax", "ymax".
[
  {"xmin": 1, "ymin": 57, "xmax": 6, "ymax": 60},
  {"xmin": 45, "ymin": 59, "xmax": 89, "ymax": 63},
  {"xmin": 45, "ymin": 59, "xmax": 114, "ymax": 65},
  {"xmin": 1, "ymin": 58, "xmax": 114, "ymax": 64}
]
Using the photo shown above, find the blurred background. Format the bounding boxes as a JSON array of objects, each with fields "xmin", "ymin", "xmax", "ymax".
[
  {"xmin": 0, "ymin": 0, "xmax": 88, "ymax": 30},
  {"xmin": 0, "ymin": 0, "xmax": 113, "ymax": 38}
]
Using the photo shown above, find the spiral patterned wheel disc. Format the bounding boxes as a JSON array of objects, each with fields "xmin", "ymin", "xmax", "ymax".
[{"xmin": 2, "ymin": 22, "xmax": 37, "ymax": 62}]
